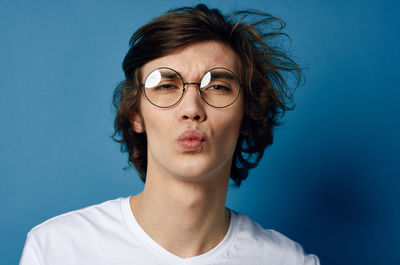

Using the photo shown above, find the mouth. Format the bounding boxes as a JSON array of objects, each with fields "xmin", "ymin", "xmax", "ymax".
[{"xmin": 177, "ymin": 129, "xmax": 206, "ymax": 151}]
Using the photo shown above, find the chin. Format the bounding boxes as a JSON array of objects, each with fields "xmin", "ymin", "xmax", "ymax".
[{"xmin": 171, "ymin": 161, "xmax": 229, "ymax": 183}]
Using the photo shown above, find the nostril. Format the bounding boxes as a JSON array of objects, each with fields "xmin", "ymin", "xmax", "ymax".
[{"xmin": 182, "ymin": 114, "xmax": 203, "ymax": 121}]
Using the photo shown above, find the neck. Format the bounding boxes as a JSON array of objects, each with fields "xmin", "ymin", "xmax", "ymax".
[{"xmin": 130, "ymin": 168, "xmax": 231, "ymax": 258}]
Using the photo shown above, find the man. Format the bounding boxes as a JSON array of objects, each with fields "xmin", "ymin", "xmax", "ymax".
[{"xmin": 20, "ymin": 4, "xmax": 319, "ymax": 264}]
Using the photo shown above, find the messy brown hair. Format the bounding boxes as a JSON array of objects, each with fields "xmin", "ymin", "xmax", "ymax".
[{"xmin": 112, "ymin": 4, "xmax": 302, "ymax": 187}]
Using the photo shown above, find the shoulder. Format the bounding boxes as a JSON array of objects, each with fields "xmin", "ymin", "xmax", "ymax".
[
  {"xmin": 20, "ymin": 198, "xmax": 131, "ymax": 264},
  {"xmin": 28, "ymin": 197, "xmax": 126, "ymax": 242},
  {"xmin": 230, "ymin": 211, "xmax": 320, "ymax": 265}
]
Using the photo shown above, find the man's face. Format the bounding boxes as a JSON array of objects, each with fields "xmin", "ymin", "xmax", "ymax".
[{"xmin": 132, "ymin": 41, "xmax": 245, "ymax": 184}]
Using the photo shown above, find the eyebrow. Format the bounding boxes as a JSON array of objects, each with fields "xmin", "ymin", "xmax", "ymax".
[
  {"xmin": 210, "ymin": 71, "xmax": 237, "ymax": 80},
  {"xmin": 160, "ymin": 71, "xmax": 180, "ymax": 79}
]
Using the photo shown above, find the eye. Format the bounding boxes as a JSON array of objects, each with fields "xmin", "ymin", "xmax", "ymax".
[
  {"xmin": 204, "ymin": 84, "xmax": 232, "ymax": 93},
  {"xmin": 209, "ymin": 85, "xmax": 231, "ymax": 91},
  {"xmin": 155, "ymin": 83, "xmax": 180, "ymax": 90}
]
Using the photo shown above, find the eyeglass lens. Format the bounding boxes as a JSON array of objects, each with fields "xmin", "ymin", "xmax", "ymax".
[{"xmin": 143, "ymin": 68, "xmax": 240, "ymax": 108}]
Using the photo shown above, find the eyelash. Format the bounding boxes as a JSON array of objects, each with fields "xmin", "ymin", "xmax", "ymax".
[
  {"xmin": 155, "ymin": 84, "xmax": 179, "ymax": 90},
  {"xmin": 206, "ymin": 85, "xmax": 231, "ymax": 91}
]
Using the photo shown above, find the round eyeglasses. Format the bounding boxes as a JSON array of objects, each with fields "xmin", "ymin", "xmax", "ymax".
[{"xmin": 140, "ymin": 67, "xmax": 241, "ymax": 108}]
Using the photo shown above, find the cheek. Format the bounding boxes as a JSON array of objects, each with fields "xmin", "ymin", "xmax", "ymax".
[
  {"xmin": 212, "ymin": 112, "xmax": 243, "ymax": 151},
  {"xmin": 216, "ymin": 100, "xmax": 245, "ymax": 151},
  {"xmin": 139, "ymin": 102, "xmax": 170, "ymax": 145},
  {"xmin": 143, "ymin": 113, "xmax": 169, "ymax": 140}
]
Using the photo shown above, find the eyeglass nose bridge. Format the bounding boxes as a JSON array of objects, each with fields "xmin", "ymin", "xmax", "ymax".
[
  {"xmin": 183, "ymin": 82, "xmax": 201, "ymax": 88},
  {"xmin": 182, "ymin": 81, "xmax": 203, "ymax": 96}
]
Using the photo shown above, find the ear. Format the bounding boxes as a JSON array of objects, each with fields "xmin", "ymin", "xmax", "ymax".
[{"xmin": 130, "ymin": 111, "xmax": 145, "ymax": 133}]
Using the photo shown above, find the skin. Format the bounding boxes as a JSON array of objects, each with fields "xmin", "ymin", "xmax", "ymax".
[{"xmin": 129, "ymin": 40, "xmax": 245, "ymax": 258}]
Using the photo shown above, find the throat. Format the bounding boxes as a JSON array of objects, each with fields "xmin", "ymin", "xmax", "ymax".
[{"xmin": 129, "ymin": 182, "xmax": 230, "ymax": 258}]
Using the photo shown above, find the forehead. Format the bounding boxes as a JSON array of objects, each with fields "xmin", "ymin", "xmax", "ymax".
[{"xmin": 140, "ymin": 41, "xmax": 242, "ymax": 81}]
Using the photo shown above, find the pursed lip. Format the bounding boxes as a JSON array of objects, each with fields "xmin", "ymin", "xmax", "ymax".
[{"xmin": 176, "ymin": 129, "xmax": 206, "ymax": 151}]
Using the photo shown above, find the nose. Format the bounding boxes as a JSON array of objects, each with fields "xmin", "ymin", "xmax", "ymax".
[{"xmin": 178, "ymin": 84, "xmax": 206, "ymax": 122}]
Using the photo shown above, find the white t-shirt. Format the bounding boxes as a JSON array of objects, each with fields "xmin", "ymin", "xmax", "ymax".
[{"xmin": 20, "ymin": 197, "xmax": 319, "ymax": 265}]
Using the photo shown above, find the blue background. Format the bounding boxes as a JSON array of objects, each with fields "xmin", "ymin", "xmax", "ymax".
[{"xmin": 1, "ymin": 0, "xmax": 399, "ymax": 264}]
